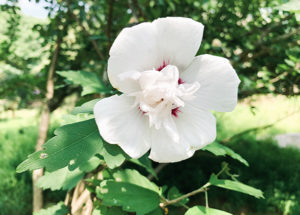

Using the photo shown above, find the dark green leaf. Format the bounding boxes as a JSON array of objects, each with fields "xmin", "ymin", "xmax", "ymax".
[
  {"xmin": 97, "ymin": 180, "xmax": 160, "ymax": 215},
  {"xmin": 33, "ymin": 202, "xmax": 69, "ymax": 215},
  {"xmin": 102, "ymin": 142, "xmax": 126, "ymax": 169},
  {"xmin": 185, "ymin": 206, "xmax": 232, "ymax": 215},
  {"xmin": 113, "ymin": 169, "xmax": 160, "ymax": 193},
  {"xmin": 92, "ymin": 206, "xmax": 126, "ymax": 215},
  {"xmin": 203, "ymin": 142, "xmax": 249, "ymax": 166},
  {"xmin": 129, "ymin": 154, "xmax": 157, "ymax": 179},
  {"xmin": 57, "ymin": 70, "xmax": 110, "ymax": 96},
  {"xmin": 209, "ymin": 174, "xmax": 264, "ymax": 199},
  {"xmin": 167, "ymin": 186, "xmax": 189, "ymax": 206},
  {"xmin": 17, "ymin": 119, "xmax": 102, "ymax": 173}
]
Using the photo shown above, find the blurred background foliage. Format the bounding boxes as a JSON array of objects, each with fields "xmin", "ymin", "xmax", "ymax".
[{"xmin": 0, "ymin": 0, "xmax": 299, "ymax": 214}]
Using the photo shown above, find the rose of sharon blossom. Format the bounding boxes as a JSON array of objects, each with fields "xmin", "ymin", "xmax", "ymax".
[{"xmin": 94, "ymin": 17, "xmax": 240, "ymax": 163}]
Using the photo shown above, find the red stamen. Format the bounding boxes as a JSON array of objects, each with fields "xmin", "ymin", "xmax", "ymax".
[
  {"xmin": 171, "ymin": 107, "xmax": 181, "ymax": 117},
  {"xmin": 138, "ymin": 107, "xmax": 146, "ymax": 115},
  {"xmin": 157, "ymin": 60, "xmax": 167, "ymax": 71}
]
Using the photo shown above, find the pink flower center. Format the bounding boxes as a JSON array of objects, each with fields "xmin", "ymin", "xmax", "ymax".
[{"xmin": 171, "ymin": 107, "xmax": 181, "ymax": 117}]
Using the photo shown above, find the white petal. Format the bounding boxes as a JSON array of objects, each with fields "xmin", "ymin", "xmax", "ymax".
[
  {"xmin": 94, "ymin": 95, "xmax": 150, "ymax": 158},
  {"xmin": 153, "ymin": 17, "xmax": 204, "ymax": 71},
  {"xmin": 149, "ymin": 126, "xmax": 195, "ymax": 163},
  {"xmin": 176, "ymin": 103, "xmax": 216, "ymax": 150},
  {"xmin": 108, "ymin": 22, "xmax": 159, "ymax": 93},
  {"xmin": 181, "ymin": 54, "xmax": 240, "ymax": 112},
  {"xmin": 108, "ymin": 17, "xmax": 204, "ymax": 93}
]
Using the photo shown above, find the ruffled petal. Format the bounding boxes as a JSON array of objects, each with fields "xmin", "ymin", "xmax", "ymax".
[
  {"xmin": 176, "ymin": 103, "xmax": 216, "ymax": 150},
  {"xmin": 181, "ymin": 54, "xmax": 240, "ymax": 112},
  {"xmin": 153, "ymin": 17, "xmax": 204, "ymax": 71},
  {"xmin": 108, "ymin": 17, "xmax": 204, "ymax": 93},
  {"xmin": 149, "ymin": 125, "xmax": 195, "ymax": 163},
  {"xmin": 94, "ymin": 95, "xmax": 150, "ymax": 158},
  {"xmin": 108, "ymin": 22, "xmax": 159, "ymax": 93}
]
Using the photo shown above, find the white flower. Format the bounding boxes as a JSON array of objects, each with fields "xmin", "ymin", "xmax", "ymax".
[{"xmin": 94, "ymin": 17, "xmax": 240, "ymax": 163}]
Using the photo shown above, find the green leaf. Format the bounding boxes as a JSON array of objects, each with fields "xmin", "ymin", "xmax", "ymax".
[
  {"xmin": 113, "ymin": 169, "xmax": 160, "ymax": 193},
  {"xmin": 146, "ymin": 207, "xmax": 163, "ymax": 215},
  {"xmin": 33, "ymin": 202, "xmax": 69, "ymax": 215},
  {"xmin": 129, "ymin": 154, "xmax": 157, "ymax": 179},
  {"xmin": 17, "ymin": 119, "xmax": 102, "ymax": 173},
  {"xmin": 92, "ymin": 206, "xmax": 126, "ymax": 215},
  {"xmin": 71, "ymin": 99, "xmax": 101, "ymax": 115},
  {"xmin": 209, "ymin": 174, "xmax": 264, "ymax": 199},
  {"xmin": 203, "ymin": 142, "xmax": 249, "ymax": 166},
  {"xmin": 185, "ymin": 206, "xmax": 232, "ymax": 215},
  {"xmin": 102, "ymin": 142, "xmax": 126, "ymax": 169},
  {"xmin": 57, "ymin": 70, "xmax": 110, "ymax": 96},
  {"xmin": 37, "ymin": 157, "xmax": 102, "ymax": 191},
  {"xmin": 97, "ymin": 180, "xmax": 160, "ymax": 215},
  {"xmin": 167, "ymin": 186, "xmax": 189, "ymax": 206}
]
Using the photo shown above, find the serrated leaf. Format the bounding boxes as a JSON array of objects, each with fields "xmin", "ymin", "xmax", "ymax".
[
  {"xmin": 102, "ymin": 142, "xmax": 126, "ymax": 169},
  {"xmin": 71, "ymin": 99, "xmax": 101, "ymax": 115},
  {"xmin": 113, "ymin": 169, "xmax": 160, "ymax": 193},
  {"xmin": 185, "ymin": 206, "xmax": 232, "ymax": 215},
  {"xmin": 129, "ymin": 154, "xmax": 157, "ymax": 179},
  {"xmin": 37, "ymin": 157, "xmax": 101, "ymax": 191},
  {"xmin": 17, "ymin": 119, "xmax": 102, "ymax": 173},
  {"xmin": 57, "ymin": 70, "xmax": 110, "ymax": 96},
  {"xmin": 203, "ymin": 142, "xmax": 249, "ymax": 166},
  {"xmin": 34, "ymin": 202, "xmax": 69, "ymax": 215},
  {"xmin": 97, "ymin": 180, "xmax": 160, "ymax": 215},
  {"xmin": 209, "ymin": 174, "xmax": 264, "ymax": 199},
  {"xmin": 167, "ymin": 186, "xmax": 189, "ymax": 206}
]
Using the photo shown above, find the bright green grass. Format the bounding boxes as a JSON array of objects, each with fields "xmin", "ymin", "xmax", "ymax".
[{"xmin": 216, "ymin": 95, "xmax": 300, "ymax": 140}]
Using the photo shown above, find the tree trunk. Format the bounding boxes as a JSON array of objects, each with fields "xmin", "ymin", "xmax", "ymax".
[{"xmin": 32, "ymin": 38, "xmax": 62, "ymax": 212}]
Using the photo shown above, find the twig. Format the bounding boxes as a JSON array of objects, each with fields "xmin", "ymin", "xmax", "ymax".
[{"xmin": 106, "ymin": 0, "xmax": 114, "ymax": 53}]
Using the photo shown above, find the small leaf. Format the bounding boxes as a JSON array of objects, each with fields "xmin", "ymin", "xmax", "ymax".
[
  {"xmin": 71, "ymin": 99, "xmax": 101, "ymax": 115},
  {"xmin": 185, "ymin": 206, "xmax": 232, "ymax": 215},
  {"xmin": 97, "ymin": 180, "xmax": 160, "ymax": 215},
  {"xmin": 17, "ymin": 119, "xmax": 102, "ymax": 173},
  {"xmin": 33, "ymin": 202, "xmax": 69, "ymax": 215},
  {"xmin": 209, "ymin": 174, "xmax": 264, "ymax": 199},
  {"xmin": 102, "ymin": 142, "xmax": 126, "ymax": 169},
  {"xmin": 57, "ymin": 70, "xmax": 110, "ymax": 96},
  {"xmin": 113, "ymin": 169, "xmax": 160, "ymax": 193},
  {"xmin": 203, "ymin": 142, "xmax": 249, "ymax": 166}
]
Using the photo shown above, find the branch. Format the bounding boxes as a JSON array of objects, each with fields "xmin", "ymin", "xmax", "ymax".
[
  {"xmin": 106, "ymin": 0, "xmax": 114, "ymax": 53},
  {"xmin": 147, "ymin": 163, "xmax": 168, "ymax": 180}
]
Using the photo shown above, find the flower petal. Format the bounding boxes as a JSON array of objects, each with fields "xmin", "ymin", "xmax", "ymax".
[
  {"xmin": 153, "ymin": 17, "xmax": 204, "ymax": 71},
  {"xmin": 176, "ymin": 103, "xmax": 216, "ymax": 150},
  {"xmin": 149, "ymin": 125, "xmax": 195, "ymax": 163},
  {"xmin": 108, "ymin": 22, "xmax": 159, "ymax": 93},
  {"xmin": 94, "ymin": 95, "xmax": 150, "ymax": 158},
  {"xmin": 181, "ymin": 54, "xmax": 240, "ymax": 112},
  {"xmin": 108, "ymin": 17, "xmax": 204, "ymax": 93}
]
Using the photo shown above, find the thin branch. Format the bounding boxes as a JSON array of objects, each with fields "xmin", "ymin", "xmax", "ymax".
[
  {"xmin": 106, "ymin": 0, "xmax": 114, "ymax": 53},
  {"xmin": 147, "ymin": 163, "xmax": 168, "ymax": 180}
]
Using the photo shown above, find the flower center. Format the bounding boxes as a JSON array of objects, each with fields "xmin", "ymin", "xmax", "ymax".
[{"xmin": 134, "ymin": 64, "xmax": 200, "ymax": 129}]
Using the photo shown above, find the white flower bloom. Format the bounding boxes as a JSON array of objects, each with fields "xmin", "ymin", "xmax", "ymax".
[{"xmin": 94, "ymin": 17, "xmax": 240, "ymax": 163}]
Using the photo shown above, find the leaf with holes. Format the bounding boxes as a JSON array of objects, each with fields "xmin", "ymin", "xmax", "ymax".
[{"xmin": 17, "ymin": 119, "xmax": 102, "ymax": 173}]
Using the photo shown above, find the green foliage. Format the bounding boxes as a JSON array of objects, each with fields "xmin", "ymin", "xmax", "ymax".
[
  {"xmin": 97, "ymin": 180, "xmax": 160, "ymax": 214},
  {"xmin": 71, "ymin": 99, "xmax": 101, "ymax": 115},
  {"xmin": 185, "ymin": 206, "xmax": 232, "ymax": 215},
  {"xmin": 167, "ymin": 187, "xmax": 189, "ymax": 206},
  {"xmin": 57, "ymin": 71, "xmax": 112, "ymax": 96},
  {"xmin": 278, "ymin": 0, "xmax": 300, "ymax": 21},
  {"xmin": 203, "ymin": 142, "xmax": 249, "ymax": 166},
  {"xmin": 209, "ymin": 174, "xmax": 264, "ymax": 199},
  {"xmin": 92, "ymin": 206, "xmax": 126, "ymax": 215},
  {"xmin": 16, "ymin": 119, "xmax": 102, "ymax": 172},
  {"xmin": 33, "ymin": 202, "xmax": 68, "ymax": 215},
  {"xmin": 37, "ymin": 157, "xmax": 101, "ymax": 191}
]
